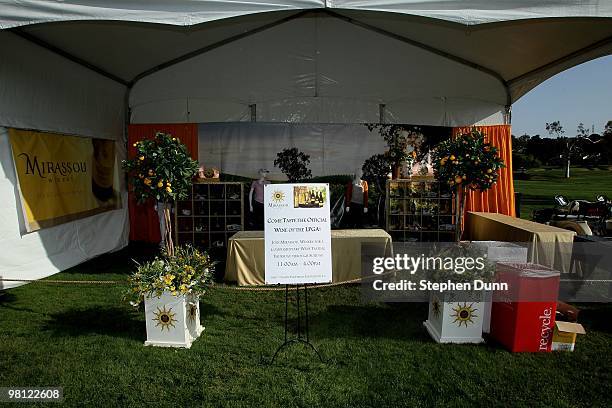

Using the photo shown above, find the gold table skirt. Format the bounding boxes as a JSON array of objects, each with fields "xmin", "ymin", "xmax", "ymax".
[
  {"xmin": 225, "ymin": 229, "xmax": 393, "ymax": 286},
  {"xmin": 464, "ymin": 211, "xmax": 575, "ymax": 273}
]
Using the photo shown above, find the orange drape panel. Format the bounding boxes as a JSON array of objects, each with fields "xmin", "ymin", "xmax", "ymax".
[
  {"xmin": 127, "ymin": 124, "xmax": 198, "ymax": 243},
  {"xmin": 452, "ymin": 125, "xmax": 515, "ymax": 218}
]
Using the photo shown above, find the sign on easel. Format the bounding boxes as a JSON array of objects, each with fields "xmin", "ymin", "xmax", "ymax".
[{"xmin": 264, "ymin": 183, "xmax": 332, "ymax": 284}]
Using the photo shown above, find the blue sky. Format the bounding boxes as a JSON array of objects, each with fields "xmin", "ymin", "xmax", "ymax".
[{"xmin": 511, "ymin": 55, "xmax": 612, "ymax": 137}]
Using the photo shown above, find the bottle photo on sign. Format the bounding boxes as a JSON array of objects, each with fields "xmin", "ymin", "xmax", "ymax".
[{"xmin": 293, "ymin": 186, "xmax": 327, "ymax": 208}]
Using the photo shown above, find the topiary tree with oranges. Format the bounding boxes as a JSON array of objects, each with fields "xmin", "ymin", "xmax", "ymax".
[
  {"xmin": 433, "ymin": 128, "xmax": 505, "ymax": 240},
  {"xmin": 122, "ymin": 132, "xmax": 199, "ymax": 256}
]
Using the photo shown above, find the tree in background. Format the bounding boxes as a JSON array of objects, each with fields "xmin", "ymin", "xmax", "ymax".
[
  {"xmin": 575, "ymin": 122, "xmax": 603, "ymax": 167},
  {"xmin": 274, "ymin": 147, "xmax": 312, "ymax": 182},
  {"xmin": 546, "ymin": 120, "xmax": 581, "ymax": 178},
  {"xmin": 511, "ymin": 134, "xmax": 541, "ymax": 171},
  {"xmin": 513, "ymin": 120, "xmax": 612, "ymax": 169},
  {"xmin": 603, "ymin": 121, "xmax": 612, "ymax": 164}
]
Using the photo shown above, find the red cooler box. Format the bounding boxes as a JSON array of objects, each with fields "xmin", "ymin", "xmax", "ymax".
[{"xmin": 490, "ymin": 263, "xmax": 560, "ymax": 352}]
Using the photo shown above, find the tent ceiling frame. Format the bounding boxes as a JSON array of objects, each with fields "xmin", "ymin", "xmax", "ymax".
[
  {"xmin": 323, "ymin": 10, "xmax": 512, "ymax": 108},
  {"xmin": 128, "ymin": 8, "xmax": 513, "ymax": 107},
  {"xmin": 10, "ymin": 28, "xmax": 130, "ymax": 87},
  {"xmin": 507, "ymin": 34, "xmax": 612, "ymax": 89},
  {"xmin": 128, "ymin": 10, "xmax": 310, "ymax": 88},
  {"xmin": 10, "ymin": 9, "xmax": 612, "ymax": 115}
]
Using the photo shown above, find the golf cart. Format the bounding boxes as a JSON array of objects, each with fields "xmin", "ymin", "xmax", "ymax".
[{"xmin": 533, "ymin": 195, "xmax": 612, "ymax": 237}]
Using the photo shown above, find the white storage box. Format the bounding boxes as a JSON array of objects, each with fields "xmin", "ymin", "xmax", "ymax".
[
  {"xmin": 144, "ymin": 292, "xmax": 204, "ymax": 348},
  {"xmin": 423, "ymin": 290, "xmax": 485, "ymax": 344}
]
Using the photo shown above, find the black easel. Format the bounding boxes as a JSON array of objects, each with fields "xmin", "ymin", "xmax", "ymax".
[{"xmin": 269, "ymin": 284, "xmax": 324, "ymax": 364}]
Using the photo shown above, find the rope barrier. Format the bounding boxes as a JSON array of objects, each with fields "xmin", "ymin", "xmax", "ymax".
[
  {"xmin": 0, "ymin": 274, "xmax": 382, "ymax": 291},
  {"xmin": 3, "ymin": 275, "xmax": 610, "ymax": 292},
  {"xmin": 226, "ymin": 275, "xmax": 369, "ymax": 291},
  {"xmin": 0, "ymin": 278, "xmax": 124, "ymax": 285}
]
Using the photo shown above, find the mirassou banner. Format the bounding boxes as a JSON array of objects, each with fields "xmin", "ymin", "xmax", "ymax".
[{"xmin": 9, "ymin": 129, "xmax": 121, "ymax": 232}]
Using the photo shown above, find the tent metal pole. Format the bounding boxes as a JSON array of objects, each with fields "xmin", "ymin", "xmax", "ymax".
[
  {"xmin": 504, "ymin": 105, "xmax": 512, "ymax": 125},
  {"xmin": 129, "ymin": 10, "xmax": 312, "ymax": 87},
  {"xmin": 124, "ymin": 88, "xmax": 131, "ymax": 151},
  {"xmin": 10, "ymin": 29, "xmax": 129, "ymax": 87},
  {"xmin": 379, "ymin": 104, "xmax": 386, "ymax": 124},
  {"xmin": 324, "ymin": 10, "xmax": 512, "ymax": 107}
]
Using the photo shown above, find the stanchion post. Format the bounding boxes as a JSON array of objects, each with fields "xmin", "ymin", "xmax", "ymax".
[
  {"xmin": 268, "ymin": 283, "xmax": 324, "ymax": 365},
  {"xmin": 284, "ymin": 284, "xmax": 288, "ymax": 343}
]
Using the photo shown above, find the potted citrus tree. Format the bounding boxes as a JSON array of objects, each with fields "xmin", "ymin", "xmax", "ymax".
[
  {"xmin": 123, "ymin": 132, "xmax": 211, "ymax": 347},
  {"xmin": 125, "ymin": 245, "xmax": 215, "ymax": 348},
  {"xmin": 432, "ymin": 128, "xmax": 505, "ymax": 241},
  {"xmin": 123, "ymin": 132, "xmax": 199, "ymax": 255}
]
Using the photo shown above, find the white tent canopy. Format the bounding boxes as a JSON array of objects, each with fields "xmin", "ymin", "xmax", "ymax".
[
  {"xmin": 0, "ymin": 1, "xmax": 611, "ymax": 288},
  {"xmin": 0, "ymin": 1, "xmax": 611, "ymax": 129},
  {"xmin": 3, "ymin": 1, "xmax": 612, "ymax": 28}
]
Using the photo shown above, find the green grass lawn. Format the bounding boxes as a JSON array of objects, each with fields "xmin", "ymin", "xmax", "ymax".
[
  {"xmin": 514, "ymin": 166, "xmax": 612, "ymax": 219},
  {"xmin": 1, "ymin": 249, "xmax": 611, "ymax": 407}
]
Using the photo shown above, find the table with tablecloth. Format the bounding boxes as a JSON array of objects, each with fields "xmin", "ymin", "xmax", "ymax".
[
  {"xmin": 225, "ymin": 229, "xmax": 393, "ymax": 285},
  {"xmin": 464, "ymin": 211, "xmax": 576, "ymax": 273}
]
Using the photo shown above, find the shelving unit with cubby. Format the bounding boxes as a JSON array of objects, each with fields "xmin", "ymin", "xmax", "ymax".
[
  {"xmin": 174, "ymin": 182, "xmax": 244, "ymax": 250},
  {"xmin": 386, "ymin": 178, "xmax": 455, "ymax": 242}
]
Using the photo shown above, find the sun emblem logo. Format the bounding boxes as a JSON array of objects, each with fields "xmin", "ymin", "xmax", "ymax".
[
  {"xmin": 153, "ymin": 305, "xmax": 177, "ymax": 331},
  {"xmin": 451, "ymin": 303, "xmax": 478, "ymax": 327},
  {"xmin": 272, "ymin": 190, "xmax": 285, "ymax": 203}
]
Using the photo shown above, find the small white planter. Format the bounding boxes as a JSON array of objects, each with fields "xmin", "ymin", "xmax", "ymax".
[
  {"xmin": 423, "ymin": 290, "xmax": 485, "ymax": 344},
  {"xmin": 471, "ymin": 241, "xmax": 528, "ymax": 333},
  {"xmin": 144, "ymin": 292, "xmax": 204, "ymax": 348}
]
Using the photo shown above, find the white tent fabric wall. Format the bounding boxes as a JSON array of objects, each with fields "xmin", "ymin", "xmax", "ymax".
[
  {"xmin": 198, "ymin": 123, "xmax": 388, "ymax": 180},
  {"xmin": 130, "ymin": 14, "xmax": 507, "ymax": 126},
  {"xmin": 0, "ymin": 32, "xmax": 128, "ymax": 290},
  {"xmin": 0, "ymin": 31, "xmax": 125, "ymax": 140}
]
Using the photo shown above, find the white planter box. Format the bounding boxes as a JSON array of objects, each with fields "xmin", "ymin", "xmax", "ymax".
[
  {"xmin": 472, "ymin": 241, "xmax": 528, "ymax": 264},
  {"xmin": 423, "ymin": 290, "xmax": 485, "ymax": 343},
  {"xmin": 472, "ymin": 241, "xmax": 528, "ymax": 333},
  {"xmin": 144, "ymin": 292, "xmax": 204, "ymax": 348}
]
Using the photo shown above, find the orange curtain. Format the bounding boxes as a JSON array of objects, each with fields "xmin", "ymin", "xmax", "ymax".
[
  {"xmin": 452, "ymin": 125, "xmax": 515, "ymax": 218},
  {"xmin": 127, "ymin": 124, "xmax": 198, "ymax": 243}
]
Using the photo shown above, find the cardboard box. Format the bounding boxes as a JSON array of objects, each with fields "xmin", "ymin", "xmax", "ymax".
[{"xmin": 551, "ymin": 321, "xmax": 586, "ymax": 351}]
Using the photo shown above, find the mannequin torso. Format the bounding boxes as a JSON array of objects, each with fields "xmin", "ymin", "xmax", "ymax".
[
  {"xmin": 345, "ymin": 170, "xmax": 368, "ymax": 214},
  {"xmin": 249, "ymin": 169, "xmax": 270, "ymax": 212}
]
